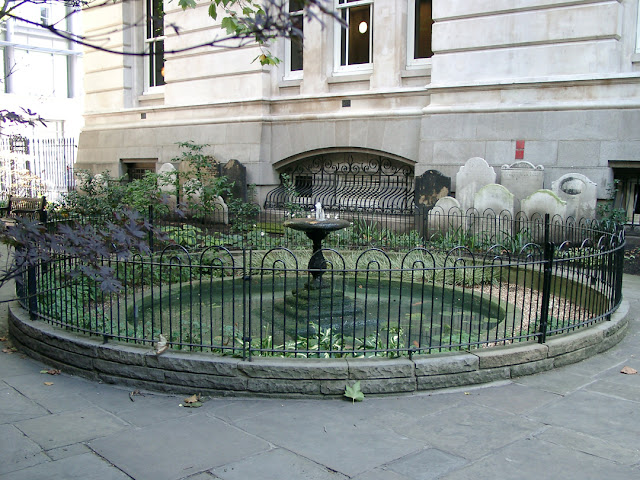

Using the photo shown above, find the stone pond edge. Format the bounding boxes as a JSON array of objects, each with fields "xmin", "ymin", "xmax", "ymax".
[{"xmin": 8, "ymin": 300, "xmax": 630, "ymax": 397}]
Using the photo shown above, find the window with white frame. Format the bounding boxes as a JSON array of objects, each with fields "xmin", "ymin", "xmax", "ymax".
[
  {"xmin": 408, "ymin": 0, "xmax": 433, "ymax": 66},
  {"xmin": 285, "ymin": 0, "xmax": 304, "ymax": 78},
  {"xmin": 146, "ymin": 0, "xmax": 165, "ymax": 89},
  {"xmin": 335, "ymin": 0, "xmax": 373, "ymax": 70}
]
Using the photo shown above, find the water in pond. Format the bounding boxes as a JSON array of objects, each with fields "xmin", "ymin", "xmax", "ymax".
[{"xmin": 133, "ymin": 275, "xmax": 508, "ymax": 351}]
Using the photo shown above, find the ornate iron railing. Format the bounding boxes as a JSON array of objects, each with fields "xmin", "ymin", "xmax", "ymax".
[
  {"xmin": 18, "ymin": 213, "xmax": 625, "ymax": 358},
  {"xmin": 264, "ymin": 153, "xmax": 415, "ymax": 215}
]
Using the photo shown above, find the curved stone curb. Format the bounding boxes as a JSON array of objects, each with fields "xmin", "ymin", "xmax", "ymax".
[{"xmin": 8, "ymin": 300, "xmax": 629, "ymax": 397}]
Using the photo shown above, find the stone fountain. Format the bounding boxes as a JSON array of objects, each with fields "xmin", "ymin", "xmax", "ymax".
[
  {"xmin": 283, "ymin": 203, "xmax": 350, "ymax": 288},
  {"xmin": 280, "ymin": 203, "xmax": 359, "ymax": 334}
]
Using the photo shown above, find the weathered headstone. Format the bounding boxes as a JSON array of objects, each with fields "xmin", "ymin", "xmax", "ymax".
[
  {"xmin": 213, "ymin": 195, "xmax": 229, "ymax": 224},
  {"xmin": 427, "ymin": 196, "xmax": 463, "ymax": 236},
  {"xmin": 157, "ymin": 163, "xmax": 178, "ymax": 207},
  {"xmin": 415, "ymin": 170, "xmax": 451, "ymax": 236},
  {"xmin": 472, "ymin": 184, "xmax": 515, "ymax": 244},
  {"xmin": 455, "ymin": 157, "xmax": 496, "ymax": 213},
  {"xmin": 521, "ymin": 189, "xmax": 567, "ymax": 220},
  {"xmin": 474, "ymin": 184, "xmax": 514, "ymax": 217},
  {"xmin": 415, "ymin": 170, "xmax": 451, "ymax": 210},
  {"xmin": 551, "ymin": 173, "xmax": 597, "ymax": 220},
  {"xmin": 521, "ymin": 189, "xmax": 567, "ymax": 243},
  {"xmin": 500, "ymin": 161, "xmax": 544, "ymax": 214},
  {"xmin": 222, "ymin": 159, "xmax": 248, "ymax": 203}
]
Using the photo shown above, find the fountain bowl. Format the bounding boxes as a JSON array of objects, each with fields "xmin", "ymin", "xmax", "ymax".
[{"xmin": 283, "ymin": 217, "xmax": 351, "ymax": 234}]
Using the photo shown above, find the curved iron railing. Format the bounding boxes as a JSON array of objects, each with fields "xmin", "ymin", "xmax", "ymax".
[{"xmin": 18, "ymin": 213, "xmax": 625, "ymax": 358}]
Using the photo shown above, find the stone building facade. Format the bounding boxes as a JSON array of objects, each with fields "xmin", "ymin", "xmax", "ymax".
[{"xmin": 77, "ymin": 0, "xmax": 640, "ymax": 214}]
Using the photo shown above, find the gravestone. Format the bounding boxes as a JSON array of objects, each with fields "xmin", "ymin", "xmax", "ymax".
[
  {"xmin": 415, "ymin": 170, "xmax": 451, "ymax": 210},
  {"xmin": 427, "ymin": 196, "xmax": 463, "ymax": 236},
  {"xmin": 157, "ymin": 163, "xmax": 178, "ymax": 208},
  {"xmin": 500, "ymin": 161, "xmax": 544, "ymax": 214},
  {"xmin": 473, "ymin": 184, "xmax": 515, "ymax": 244},
  {"xmin": 222, "ymin": 159, "xmax": 248, "ymax": 203},
  {"xmin": 213, "ymin": 196, "xmax": 229, "ymax": 224},
  {"xmin": 414, "ymin": 170, "xmax": 451, "ymax": 235},
  {"xmin": 455, "ymin": 157, "xmax": 496, "ymax": 213},
  {"xmin": 521, "ymin": 189, "xmax": 568, "ymax": 243},
  {"xmin": 474, "ymin": 184, "xmax": 514, "ymax": 217},
  {"xmin": 551, "ymin": 173, "xmax": 597, "ymax": 220},
  {"xmin": 521, "ymin": 189, "xmax": 567, "ymax": 220}
]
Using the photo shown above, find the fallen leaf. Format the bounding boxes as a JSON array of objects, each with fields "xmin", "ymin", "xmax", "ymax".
[
  {"xmin": 184, "ymin": 394, "xmax": 200, "ymax": 404},
  {"xmin": 2, "ymin": 347, "xmax": 17, "ymax": 354},
  {"xmin": 621, "ymin": 366, "xmax": 637, "ymax": 375},
  {"xmin": 43, "ymin": 382, "xmax": 54, "ymax": 386},
  {"xmin": 129, "ymin": 390, "xmax": 144, "ymax": 402},
  {"xmin": 181, "ymin": 401, "xmax": 202, "ymax": 408},
  {"xmin": 0, "ymin": 336, "xmax": 7, "ymax": 342},
  {"xmin": 40, "ymin": 369, "xmax": 61, "ymax": 375},
  {"xmin": 344, "ymin": 381, "xmax": 364, "ymax": 403},
  {"xmin": 464, "ymin": 392, "xmax": 470, "ymax": 395}
]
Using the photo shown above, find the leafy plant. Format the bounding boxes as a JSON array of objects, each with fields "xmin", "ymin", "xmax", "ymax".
[
  {"xmin": 281, "ymin": 173, "xmax": 306, "ymax": 218},
  {"xmin": 597, "ymin": 179, "xmax": 626, "ymax": 232},
  {"xmin": 172, "ymin": 141, "xmax": 232, "ymax": 216}
]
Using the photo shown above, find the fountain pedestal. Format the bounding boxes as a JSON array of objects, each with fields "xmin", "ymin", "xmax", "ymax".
[{"xmin": 283, "ymin": 217, "xmax": 350, "ymax": 289}]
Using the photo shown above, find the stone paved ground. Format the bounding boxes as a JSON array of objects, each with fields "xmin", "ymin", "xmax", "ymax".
[{"xmin": 1, "ymin": 273, "xmax": 639, "ymax": 479}]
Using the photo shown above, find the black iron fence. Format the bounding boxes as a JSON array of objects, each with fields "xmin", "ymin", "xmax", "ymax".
[{"xmin": 18, "ymin": 213, "xmax": 625, "ymax": 358}]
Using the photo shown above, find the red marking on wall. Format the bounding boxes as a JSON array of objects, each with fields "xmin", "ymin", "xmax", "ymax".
[{"xmin": 515, "ymin": 140, "xmax": 525, "ymax": 159}]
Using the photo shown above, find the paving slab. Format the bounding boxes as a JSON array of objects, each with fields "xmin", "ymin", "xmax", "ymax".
[
  {"xmin": 0, "ymin": 349, "xmax": 44, "ymax": 379},
  {"xmin": 45, "ymin": 443, "xmax": 93, "ymax": 461},
  {"xmin": 534, "ymin": 425, "xmax": 640, "ymax": 466},
  {"xmin": 181, "ymin": 474, "xmax": 218, "ymax": 480},
  {"xmin": 0, "ymin": 452, "xmax": 131, "ymax": 480},
  {"xmin": 205, "ymin": 397, "xmax": 300, "ymax": 425},
  {"xmin": 211, "ymin": 448, "xmax": 349, "ymax": 480},
  {"xmin": 352, "ymin": 468, "xmax": 408, "ymax": 480},
  {"xmin": 15, "ymin": 407, "xmax": 129, "ymax": 449},
  {"xmin": 0, "ymin": 384, "xmax": 49, "ymax": 423},
  {"xmin": 465, "ymin": 383, "xmax": 561, "ymax": 415},
  {"xmin": 79, "ymin": 384, "xmax": 194, "ymax": 427},
  {"xmin": 4, "ymin": 373, "xmax": 96, "ymax": 413},
  {"xmin": 233, "ymin": 405, "xmax": 424, "ymax": 478},
  {"xmin": 89, "ymin": 414, "xmax": 271, "ymax": 480},
  {"xmin": 513, "ymin": 367, "xmax": 593, "ymax": 395},
  {"xmin": 439, "ymin": 437, "xmax": 638, "ymax": 480},
  {"xmin": 384, "ymin": 447, "xmax": 468, "ymax": 480},
  {"xmin": 526, "ymin": 389, "xmax": 640, "ymax": 448},
  {"xmin": 0, "ymin": 423, "xmax": 48, "ymax": 475},
  {"xmin": 584, "ymin": 377, "xmax": 640, "ymax": 402},
  {"xmin": 396, "ymin": 404, "xmax": 542, "ymax": 461}
]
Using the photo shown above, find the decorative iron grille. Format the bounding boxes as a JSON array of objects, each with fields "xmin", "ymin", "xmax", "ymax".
[{"xmin": 264, "ymin": 153, "xmax": 415, "ymax": 215}]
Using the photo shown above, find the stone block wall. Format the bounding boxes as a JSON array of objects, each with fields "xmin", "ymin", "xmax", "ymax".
[{"xmin": 8, "ymin": 300, "xmax": 629, "ymax": 398}]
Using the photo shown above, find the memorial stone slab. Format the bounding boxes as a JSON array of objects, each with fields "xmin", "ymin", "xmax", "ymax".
[
  {"xmin": 551, "ymin": 173, "xmax": 597, "ymax": 221},
  {"xmin": 428, "ymin": 196, "xmax": 463, "ymax": 235},
  {"xmin": 213, "ymin": 195, "xmax": 229, "ymax": 224},
  {"xmin": 222, "ymin": 159, "xmax": 248, "ymax": 203},
  {"xmin": 415, "ymin": 170, "xmax": 451, "ymax": 210},
  {"xmin": 415, "ymin": 170, "xmax": 451, "ymax": 236},
  {"xmin": 473, "ymin": 184, "xmax": 515, "ymax": 244},
  {"xmin": 521, "ymin": 189, "xmax": 567, "ymax": 243},
  {"xmin": 456, "ymin": 157, "xmax": 496, "ymax": 213},
  {"xmin": 474, "ymin": 184, "xmax": 514, "ymax": 217},
  {"xmin": 521, "ymin": 190, "xmax": 567, "ymax": 220},
  {"xmin": 500, "ymin": 161, "xmax": 544, "ymax": 214}
]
